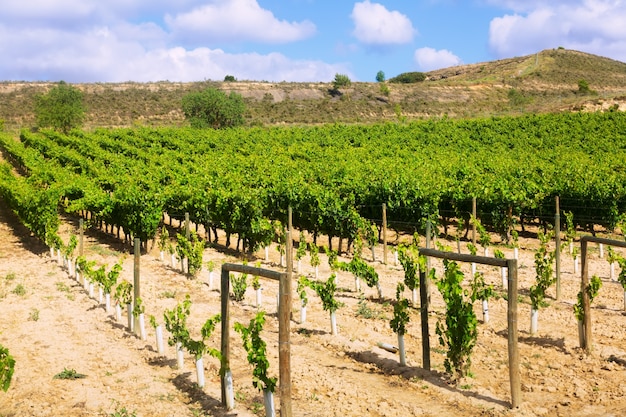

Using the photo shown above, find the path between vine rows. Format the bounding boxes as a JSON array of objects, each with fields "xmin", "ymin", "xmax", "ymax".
[{"xmin": 2, "ymin": 202, "xmax": 626, "ymax": 416}]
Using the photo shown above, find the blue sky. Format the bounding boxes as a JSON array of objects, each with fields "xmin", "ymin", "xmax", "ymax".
[{"xmin": 1, "ymin": 0, "xmax": 626, "ymax": 83}]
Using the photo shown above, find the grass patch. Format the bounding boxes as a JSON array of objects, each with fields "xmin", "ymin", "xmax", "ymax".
[
  {"xmin": 11, "ymin": 284, "xmax": 25, "ymax": 296},
  {"xmin": 28, "ymin": 308, "xmax": 40, "ymax": 321},
  {"xmin": 53, "ymin": 368, "xmax": 87, "ymax": 380}
]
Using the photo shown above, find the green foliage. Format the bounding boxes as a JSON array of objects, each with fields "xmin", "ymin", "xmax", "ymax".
[
  {"xmin": 398, "ymin": 243, "xmax": 419, "ymax": 292},
  {"xmin": 297, "ymin": 275, "xmax": 310, "ymax": 307},
  {"xmin": 181, "ymin": 87, "xmax": 245, "ymax": 129},
  {"xmin": 617, "ymin": 256, "xmax": 626, "ymax": 291},
  {"xmin": 184, "ymin": 314, "xmax": 221, "ymax": 360},
  {"xmin": 157, "ymin": 226, "xmax": 169, "ymax": 252},
  {"xmin": 309, "ymin": 243, "xmax": 320, "ymax": 268},
  {"xmin": 508, "ymin": 88, "xmax": 532, "ymax": 108},
  {"xmin": 132, "ymin": 297, "xmax": 145, "ymax": 318},
  {"xmin": 530, "ymin": 230, "xmax": 556, "ymax": 310},
  {"xmin": 578, "ymin": 79, "xmax": 592, "ymax": 94},
  {"xmin": 114, "ymin": 280, "xmax": 133, "ymax": 306},
  {"xmin": 224, "ymin": 75, "xmax": 236, "ymax": 82},
  {"xmin": 470, "ymin": 272, "xmax": 493, "ymax": 301},
  {"xmin": 309, "ymin": 274, "xmax": 343, "ymax": 313},
  {"xmin": 389, "ymin": 72, "xmax": 426, "ymax": 83},
  {"xmin": 252, "ymin": 265, "xmax": 261, "ymax": 291},
  {"xmin": 0, "ymin": 345, "xmax": 15, "ymax": 392},
  {"xmin": 493, "ymin": 249, "xmax": 505, "ymax": 259},
  {"xmin": 296, "ymin": 231, "xmax": 307, "ymax": 260},
  {"xmin": 234, "ymin": 311, "xmax": 277, "ymax": 393},
  {"xmin": 324, "ymin": 246, "xmax": 338, "ymax": 270},
  {"xmin": 332, "ymin": 73, "xmax": 352, "ymax": 89},
  {"xmin": 338, "ymin": 254, "xmax": 379, "ymax": 291},
  {"xmin": 62, "ymin": 234, "xmax": 78, "ymax": 258},
  {"xmin": 230, "ymin": 273, "xmax": 247, "ymax": 302},
  {"xmin": 35, "ymin": 81, "xmax": 85, "ymax": 133},
  {"xmin": 176, "ymin": 231, "xmax": 204, "ymax": 276},
  {"xmin": 607, "ymin": 246, "xmax": 619, "ymax": 265},
  {"xmin": 163, "ymin": 295, "xmax": 191, "ymax": 346},
  {"xmin": 467, "ymin": 243, "xmax": 477, "ymax": 256},
  {"xmin": 379, "ymin": 83, "xmax": 390, "ymax": 96},
  {"xmin": 573, "ymin": 275, "xmax": 602, "ymax": 322},
  {"xmin": 434, "ymin": 260, "xmax": 478, "ymax": 384},
  {"xmin": 53, "ymin": 367, "xmax": 86, "ymax": 379},
  {"xmin": 375, "ymin": 71, "xmax": 386, "ymax": 82},
  {"xmin": 390, "ymin": 283, "xmax": 410, "ymax": 335},
  {"xmin": 101, "ymin": 261, "xmax": 123, "ymax": 294},
  {"xmin": 11, "ymin": 284, "xmax": 25, "ymax": 296},
  {"xmin": 76, "ymin": 256, "xmax": 95, "ymax": 278},
  {"xmin": 471, "ymin": 215, "xmax": 490, "ymax": 250}
]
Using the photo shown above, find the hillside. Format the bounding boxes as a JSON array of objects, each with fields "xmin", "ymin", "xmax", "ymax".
[{"xmin": 1, "ymin": 48, "xmax": 626, "ymax": 130}]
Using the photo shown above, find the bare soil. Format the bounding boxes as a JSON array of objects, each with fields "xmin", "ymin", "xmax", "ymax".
[{"xmin": 2, "ymin": 204, "xmax": 626, "ymax": 417}]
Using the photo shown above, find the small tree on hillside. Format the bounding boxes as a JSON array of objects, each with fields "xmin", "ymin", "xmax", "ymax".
[
  {"xmin": 375, "ymin": 70, "xmax": 386, "ymax": 82},
  {"xmin": 35, "ymin": 81, "xmax": 85, "ymax": 133},
  {"xmin": 332, "ymin": 73, "xmax": 352, "ymax": 89},
  {"xmin": 182, "ymin": 87, "xmax": 245, "ymax": 129}
]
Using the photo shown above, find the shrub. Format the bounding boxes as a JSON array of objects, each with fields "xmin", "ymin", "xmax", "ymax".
[
  {"xmin": 389, "ymin": 72, "xmax": 426, "ymax": 84},
  {"xmin": 332, "ymin": 74, "xmax": 352, "ymax": 89},
  {"xmin": 35, "ymin": 81, "xmax": 85, "ymax": 133},
  {"xmin": 181, "ymin": 87, "xmax": 245, "ymax": 129}
]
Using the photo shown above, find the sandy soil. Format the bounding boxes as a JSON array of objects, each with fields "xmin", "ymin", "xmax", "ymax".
[{"xmin": 2, "ymin": 203, "xmax": 626, "ymax": 417}]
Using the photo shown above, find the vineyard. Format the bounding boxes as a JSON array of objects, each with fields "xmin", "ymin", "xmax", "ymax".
[
  {"xmin": 2, "ymin": 112, "xmax": 626, "ymax": 416},
  {"xmin": 2, "ymin": 111, "xmax": 626, "ymax": 250}
]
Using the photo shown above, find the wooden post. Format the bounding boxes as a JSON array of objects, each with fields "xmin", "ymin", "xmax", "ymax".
[
  {"xmin": 419, "ymin": 248, "xmax": 521, "ymax": 409},
  {"xmin": 419, "ymin": 268, "xmax": 430, "ymax": 371},
  {"xmin": 279, "ymin": 207, "xmax": 293, "ymax": 417},
  {"xmin": 185, "ymin": 212, "xmax": 190, "ymax": 240},
  {"xmin": 425, "ymin": 220, "xmax": 432, "ymax": 304},
  {"xmin": 581, "ymin": 240, "xmax": 591, "ymax": 352},
  {"xmin": 555, "ymin": 196, "xmax": 561, "ymax": 301},
  {"xmin": 220, "ymin": 266, "xmax": 231, "ymax": 407},
  {"xmin": 133, "ymin": 238, "xmax": 141, "ymax": 336},
  {"xmin": 472, "ymin": 197, "xmax": 477, "ymax": 247},
  {"xmin": 78, "ymin": 218, "xmax": 84, "ymax": 257},
  {"xmin": 382, "ymin": 203, "xmax": 388, "ymax": 265},
  {"xmin": 507, "ymin": 258, "xmax": 521, "ymax": 408}
]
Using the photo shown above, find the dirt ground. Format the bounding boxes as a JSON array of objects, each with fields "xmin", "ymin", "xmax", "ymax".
[{"xmin": 2, "ymin": 203, "xmax": 626, "ymax": 417}]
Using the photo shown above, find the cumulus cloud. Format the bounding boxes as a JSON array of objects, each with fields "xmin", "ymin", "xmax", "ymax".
[
  {"xmin": 350, "ymin": 0, "xmax": 416, "ymax": 45},
  {"xmin": 488, "ymin": 1, "xmax": 626, "ymax": 61},
  {"xmin": 414, "ymin": 47, "xmax": 462, "ymax": 71},
  {"xmin": 0, "ymin": 0, "xmax": 342, "ymax": 82},
  {"xmin": 165, "ymin": 0, "xmax": 316, "ymax": 44},
  {"xmin": 0, "ymin": 22, "xmax": 344, "ymax": 82}
]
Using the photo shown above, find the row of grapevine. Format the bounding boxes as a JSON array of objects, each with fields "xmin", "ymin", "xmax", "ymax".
[{"xmin": 2, "ymin": 112, "xmax": 626, "ymax": 252}]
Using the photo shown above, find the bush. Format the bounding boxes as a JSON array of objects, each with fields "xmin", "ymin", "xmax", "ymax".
[
  {"xmin": 332, "ymin": 74, "xmax": 352, "ymax": 89},
  {"xmin": 375, "ymin": 71, "xmax": 386, "ymax": 82},
  {"xmin": 389, "ymin": 72, "xmax": 426, "ymax": 84},
  {"xmin": 35, "ymin": 81, "xmax": 85, "ymax": 133},
  {"xmin": 181, "ymin": 87, "xmax": 245, "ymax": 129}
]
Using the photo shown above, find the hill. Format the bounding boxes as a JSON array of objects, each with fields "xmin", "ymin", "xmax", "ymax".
[{"xmin": 1, "ymin": 48, "xmax": 626, "ymax": 129}]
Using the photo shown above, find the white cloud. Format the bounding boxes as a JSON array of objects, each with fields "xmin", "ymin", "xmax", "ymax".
[
  {"xmin": 414, "ymin": 47, "xmax": 462, "ymax": 71},
  {"xmin": 165, "ymin": 0, "xmax": 316, "ymax": 44},
  {"xmin": 350, "ymin": 0, "xmax": 416, "ymax": 45},
  {"xmin": 488, "ymin": 1, "xmax": 626, "ymax": 61},
  {"xmin": 0, "ymin": 0, "xmax": 344, "ymax": 82},
  {"xmin": 0, "ymin": 23, "xmax": 344, "ymax": 82}
]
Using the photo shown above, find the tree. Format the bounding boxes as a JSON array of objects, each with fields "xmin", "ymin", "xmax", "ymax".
[
  {"xmin": 182, "ymin": 87, "xmax": 246, "ymax": 129},
  {"xmin": 375, "ymin": 70, "xmax": 386, "ymax": 82},
  {"xmin": 224, "ymin": 75, "xmax": 236, "ymax": 82},
  {"xmin": 332, "ymin": 73, "xmax": 351, "ymax": 89},
  {"xmin": 35, "ymin": 81, "xmax": 85, "ymax": 133}
]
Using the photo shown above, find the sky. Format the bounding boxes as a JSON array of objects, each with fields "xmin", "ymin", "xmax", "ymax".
[{"xmin": 1, "ymin": 0, "xmax": 626, "ymax": 83}]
